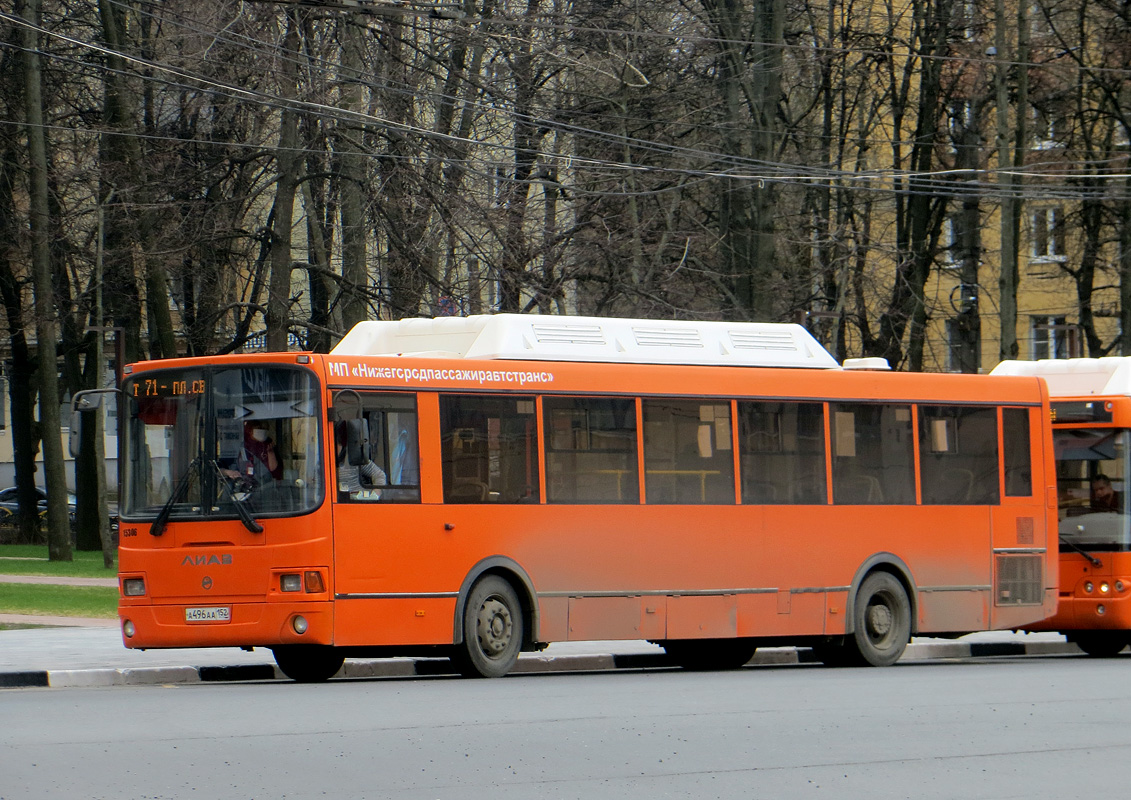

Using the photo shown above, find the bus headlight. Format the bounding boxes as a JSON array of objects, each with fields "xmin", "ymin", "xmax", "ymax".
[
  {"xmin": 292, "ymin": 615, "xmax": 308, "ymax": 634},
  {"xmin": 1097, "ymin": 605, "xmax": 1107, "ymax": 616},
  {"xmin": 1101, "ymin": 582, "xmax": 1111, "ymax": 594},
  {"xmin": 123, "ymin": 620, "xmax": 136, "ymax": 638},
  {"xmin": 1085, "ymin": 582, "xmax": 1095, "ymax": 593},
  {"xmin": 280, "ymin": 574, "xmax": 302, "ymax": 592},
  {"xmin": 122, "ymin": 578, "xmax": 146, "ymax": 597}
]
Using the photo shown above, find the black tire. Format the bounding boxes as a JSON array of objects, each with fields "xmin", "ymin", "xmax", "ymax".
[
  {"xmin": 845, "ymin": 572, "xmax": 911, "ymax": 667},
  {"xmin": 272, "ymin": 645, "xmax": 345, "ymax": 682},
  {"xmin": 453, "ymin": 575, "xmax": 523, "ymax": 678},
  {"xmin": 662, "ymin": 639, "xmax": 757, "ymax": 670},
  {"xmin": 1071, "ymin": 632, "xmax": 1129, "ymax": 658}
]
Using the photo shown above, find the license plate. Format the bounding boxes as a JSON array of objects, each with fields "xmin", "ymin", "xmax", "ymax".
[{"xmin": 185, "ymin": 606, "xmax": 231, "ymax": 622}]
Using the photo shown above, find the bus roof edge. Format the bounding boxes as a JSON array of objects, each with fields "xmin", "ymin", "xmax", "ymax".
[{"xmin": 331, "ymin": 314, "xmax": 841, "ymax": 369}]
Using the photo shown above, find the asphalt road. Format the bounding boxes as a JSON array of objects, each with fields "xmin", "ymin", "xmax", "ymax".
[{"xmin": 2, "ymin": 654, "xmax": 1129, "ymax": 799}]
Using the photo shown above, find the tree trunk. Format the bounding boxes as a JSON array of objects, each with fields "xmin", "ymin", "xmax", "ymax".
[
  {"xmin": 995, "ymin": 0, "xmax": 1027, "ymax": 362},
  {"xmin": 337, "ymin": 13, "xmax": 369, "ymax": 332},
  {"xmin": 266, "ymin": 11, "xmax": 302, "ymax": 352},
  {"xmin": 21, "ymin": 0, "xmax": 71, "ymax": 560}
]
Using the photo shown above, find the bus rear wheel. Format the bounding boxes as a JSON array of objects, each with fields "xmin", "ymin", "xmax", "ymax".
[
  {"xmin": 662, "ymin": 639, "xmax": 757, "ymax": 670},
  {"xmin": 453, "ymin": 576, "xmax": 524, "ymax": 678},
  {"xmin": 846, "ymin": 572, "xmax": 911, "ymax": 666},
  {"xmin": 272, "ymin": 645, "xmax": 345, "ymax": 682},
  {"xmin": 1071, "ymin": 632, "xmax": 1129, "ymax": 658}
]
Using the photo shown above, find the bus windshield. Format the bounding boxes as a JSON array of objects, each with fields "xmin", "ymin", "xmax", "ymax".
[
  {"xmin": 121, "ymin": 365, "xmax": 323, "ymax": 521},
  {"xmin": 1054, "ymin": 428, "xmax": 1131, "ymax": 551}
]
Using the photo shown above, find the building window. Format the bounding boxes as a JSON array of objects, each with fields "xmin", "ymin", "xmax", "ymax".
[
  {"xmin": 1032, "ymin": 106, "xmax": 1067, "ymax": 150},
  {"xmin": 1030, "ymin": 208, "xmax": 1066, "ymax": 261},
  {"xmin": 1030, "ymin": 316, "xmax": 1081, "ymax": 360}
]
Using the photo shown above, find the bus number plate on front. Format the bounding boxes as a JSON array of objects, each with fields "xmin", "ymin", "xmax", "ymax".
[{"xmin": 185, "ymin": 606, "xmax": 230, "ymax": 622}]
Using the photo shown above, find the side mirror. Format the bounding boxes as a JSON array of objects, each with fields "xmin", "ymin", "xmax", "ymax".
[
  {"xmin": 68, "ymin": 388, "xmax": 113, "ymax": 458},
  {"xmin": 344, "ymin": 418, "xmax": 371, "ymax": 466},
  {"xmin": 68, "ymin": 410, "xmax": 82, "ymax": 458}
]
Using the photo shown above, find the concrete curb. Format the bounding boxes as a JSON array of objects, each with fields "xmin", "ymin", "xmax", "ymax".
[{"xmin": 0, "ymin": 639, "xmax": 1084, "ymax": 690}]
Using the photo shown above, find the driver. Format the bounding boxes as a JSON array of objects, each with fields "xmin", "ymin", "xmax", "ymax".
[
  {"xmin": 221, "ymin": 420, "xmax": 283, "ymax": 485},
  {"xmin": 1090, "ymin": 473, "xmax": 1122, "ymax": 513}
]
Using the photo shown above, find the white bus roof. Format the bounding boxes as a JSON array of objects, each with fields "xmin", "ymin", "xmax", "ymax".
[
  {"xmin": 991, "ymin": 357, "xmax": 1131, "ymax": 397},
  {"xmin": 331, "ymin": 314, "xmax": 841, "ymax": 369}
]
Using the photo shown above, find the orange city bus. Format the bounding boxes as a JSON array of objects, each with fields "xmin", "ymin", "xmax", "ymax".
[
  {"xmin": 992, "ymin": 357, "xmax": 1131, "ymax": 655},
  {"xmin": 117, "ymin": 315, "xmax": 1057, "ymax": 681}
]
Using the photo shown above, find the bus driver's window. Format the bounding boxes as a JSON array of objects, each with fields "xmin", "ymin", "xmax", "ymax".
[{"xmin": 335, "ymin": 394, "xmax": 420, "ymax": 504}]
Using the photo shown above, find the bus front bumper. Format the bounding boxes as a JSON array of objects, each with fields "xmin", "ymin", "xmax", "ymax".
[{"xmin": 118, "ymin": 601, "xmax": 334, "ymax": 649}]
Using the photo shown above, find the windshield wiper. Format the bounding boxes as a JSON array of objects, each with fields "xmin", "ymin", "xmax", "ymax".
[
  {"xmin": 150, "ymin": 455, "xmax": 201, "ymax": 537},
  {"xmin": 1060, "ymin": 532, "xmax": 1103, "ymax": 567},
  {"xmin": 209, "ymin": 459, "xmax": 264, "ymax": 534}
]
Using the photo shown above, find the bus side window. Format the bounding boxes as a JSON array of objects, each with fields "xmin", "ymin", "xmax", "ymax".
[
  {"xmin": 737, "ymin": 401, "xmax": 826, "ymax": 505},
  {"xmin": 830, "ymin": 403, "xmax": 915, "ymax": 505},
  {"xmin": 642, "ymin": 398, "xmax": 735, "ymax": 504},
  {"xmin": 919, "ymin": 406, "xmax": 1000, "ymax": 505},
  {"xmin": 543, "ymin": 396, "xmax": 639, "ymax": 504},
  {"xmin": 336, "ymin": 394, "xmax": 420, "ymax": 503},
  {"xmin": 1002, "ymin": 407, "xmax": 1033, "ymax": 497},
  {"xmin": 439, "ymin": 395, "xmax": 540, "ymax": 504}
]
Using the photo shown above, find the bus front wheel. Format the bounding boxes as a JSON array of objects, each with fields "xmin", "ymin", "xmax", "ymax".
[
  {"xmin": 453, "ymin": 576, "xmax": 524, "ymax": 678},
  {"xmin": 846, "ymin": 572, "xmax": 911, "ymax": 666},
  {"xmin": 272, "ymin": 645, "xmax": 345, "ymax": 682}
]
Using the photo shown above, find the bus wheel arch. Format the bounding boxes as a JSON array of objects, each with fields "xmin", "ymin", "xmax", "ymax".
[
  {"xmin": 816, "ymin": 556, "xmax": 916, "ymax": 668},
  {"xmin": 453, "ymin": 557, "xmax": 539, "ymax": 654},
  {"xmin": 843, "ymin": 554, "xmax": 918, "ymax": 639}
]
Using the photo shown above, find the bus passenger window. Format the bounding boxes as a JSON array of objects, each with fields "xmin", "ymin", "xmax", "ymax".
[
  {"xmin": 919, "ymin": 406, "xmax": 999, "ymax": 505},
  {"xmin": 440, "ymin": 395, "xmax": 540, "ymax": 503},
  {"xmin": 830, "ymin": 403, "xmax": 915, "ymax": 505},
  {"xmin": 1002, "ymin": 407, "xmax": 1033, "ymax": 497},
  {"xmin": 642, "ymin": 399, "xmax": 735, "ymax": 504},
  {"xmin": 737, "ymin": 402, "xmax": 826, "ymax": 504},
  {"xmin": 334, "ymin": 394, "xmax": 420, "ymax": 503},
  {"xmin": 543, "ymin": 397, "xmax": 638, "ymax": 504}
]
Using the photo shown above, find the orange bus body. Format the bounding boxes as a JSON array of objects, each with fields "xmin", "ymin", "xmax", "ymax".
[
  {"xmin": 993, "ymin": 358, "xmax": 1131, "ymax": 655},
  {"xmin": 119, "ymin": 335, "xmax": 1058, "ymax": 678}
]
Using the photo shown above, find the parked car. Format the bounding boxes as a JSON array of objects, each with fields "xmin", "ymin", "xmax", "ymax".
[{"xmin": 0, "ymin": 486, "xmax": 77, "ymax": 543}]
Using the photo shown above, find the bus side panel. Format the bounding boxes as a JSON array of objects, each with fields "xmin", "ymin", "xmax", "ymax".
[
  {"xmin": 331, "ymin": 502, "xmax": 1006, "ymax": 647},
  {"xmin": 916, "ymin": 590, "xmax": 987, "ymax": 633},
  {"xmin": 333, "ymin": 597, "xmax": 456, "ymax": 646},
  {"xmin": 765, "ymin": 505, "xmax": 995, "ymax": 636}
]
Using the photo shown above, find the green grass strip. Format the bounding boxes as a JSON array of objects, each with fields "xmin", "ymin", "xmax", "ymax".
[
  {"xmin": 0, "ymin": 584, "xmax": 118, "ymax": 619},
  {"xmin": 0, "ymin": 545, "xmax": 116, "ymax": 578}
]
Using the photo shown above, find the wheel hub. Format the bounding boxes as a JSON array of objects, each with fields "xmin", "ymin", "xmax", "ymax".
[
  {"xmin": 866, "ymin": 602, "xmax": 893, "ymax": 638},
  {"xmin": 477, "ymin": 598, "xmax": 513, "ymax": 656}
]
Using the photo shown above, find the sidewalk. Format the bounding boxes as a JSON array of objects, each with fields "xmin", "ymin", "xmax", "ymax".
[{"xmin": 0, "ymin": 573, "xmax": 1083, "ymax": 689}]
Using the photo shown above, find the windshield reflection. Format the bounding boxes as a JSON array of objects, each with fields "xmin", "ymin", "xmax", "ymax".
[
  {"xmin": 1055, "ymin": 428, "xmax": 1131, "ymax": 552},
  {"xmin": 122, "ymin": 366, "xmax": 323, "ymax": 521}
]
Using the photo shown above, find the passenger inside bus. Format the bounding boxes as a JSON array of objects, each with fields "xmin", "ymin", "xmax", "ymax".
[
  {"xmin": 1090, "ymin": 474, "xmax": 1122, "ymax": 513},
  {"xmin": 336, "ymin": 421, "xmax": 386, "ymax": 501}
]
